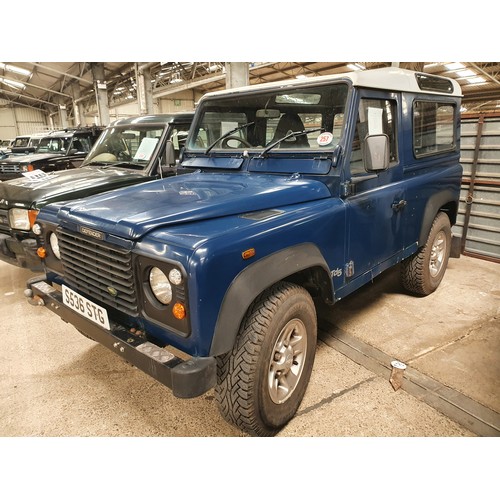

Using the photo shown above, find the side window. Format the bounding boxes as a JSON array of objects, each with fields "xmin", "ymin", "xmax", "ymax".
[
  {"xmin": 194, "ymin": 128, "xmax": 208, "ymax": 148},
  {"xmin": 350, "ymin": 98, "xmax": 398, "ymax": 176},
  {"xmin": 332, "ymin": 113, "xmax": 344, "ymax": 140},
  {"xmin": 81, "ymin": 137, "xmax": 92, "ymax": 152},
  {"xmin": 72, "ymin": 137, "xmax": 92, "ymax": 152},
  {"xmin": 413, "ymin": 101, "xmax": 455, "ymax": 157}
]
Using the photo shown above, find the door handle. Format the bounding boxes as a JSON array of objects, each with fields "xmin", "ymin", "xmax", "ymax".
[{"xmin": 391, "ymin": 200, "xmax": 407, "ymax": 212}]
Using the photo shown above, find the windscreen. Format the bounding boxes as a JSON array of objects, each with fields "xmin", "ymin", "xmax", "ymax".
[
  {"xmin": 12, "ymin": 137, "xmax": 30, "ymax": 148},
  {"xmin": 187, "ymin": 82, "xmax": 349, "ymax": 154},
  {"xmin": 82, "ymin": 125, "xmax": 165, "ymax": 169}
]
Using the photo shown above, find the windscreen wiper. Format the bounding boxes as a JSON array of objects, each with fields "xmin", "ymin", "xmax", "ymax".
[
  {"xmin": 257, "ymin": 128, "xmax": 324, "ymax": 158},
  {"xmin": 204, "ymin": 122, "xmax": 255, "ymax": 154},
  {"xmin": 85, "ymin": 161, "xmax": 115, "ymax": 166},
  {"xmin": 85, "ymin": 160, "xmax": 143, "ymax": 170}
]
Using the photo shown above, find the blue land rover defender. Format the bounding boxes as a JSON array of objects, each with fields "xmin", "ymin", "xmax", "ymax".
[{"xmin": 26, "ymin": 68, "xmax": 463, "ymax": 436}]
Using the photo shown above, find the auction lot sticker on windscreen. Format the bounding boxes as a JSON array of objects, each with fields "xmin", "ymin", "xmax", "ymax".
[{"xmin": 133, "ymin": 137, "xmax": 159, "ymax": 161}]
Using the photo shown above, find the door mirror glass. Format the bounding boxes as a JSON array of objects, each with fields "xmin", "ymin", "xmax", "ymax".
[{"xmin": 364, "ymin": 134, "xmax": 389, "ymax": 171}]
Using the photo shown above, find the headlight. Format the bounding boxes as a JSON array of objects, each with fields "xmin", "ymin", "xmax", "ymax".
[
  {"xmin": 49, "ymin": 232, "xmax": 61, "ymax": 259},
  {"xmin": 8, "ymin": 208, "xmax": 39, "ymax": 230},
  {"xmin": 9, "ymin": 208, "xmax": 30, "ymax": 230},
  {"xmin": 149, "ymin": 267, "xmax": 172, "ymax": 304}
]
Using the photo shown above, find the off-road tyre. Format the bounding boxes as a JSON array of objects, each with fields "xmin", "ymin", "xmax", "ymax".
[
  {"xmin": 401, "ymin": 212, "xmax": 452, "ymax": 296},
  {"xmin": 215, "ymin": 281, "xmax": 317, "ymax": 436}
]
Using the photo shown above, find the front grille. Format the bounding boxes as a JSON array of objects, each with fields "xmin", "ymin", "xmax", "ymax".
[
  {"xmin": 0, "ymin": 164, "xmax": 20, "ymax": 174},
  {"xmin": 58, "ymin": 228, "xmax": 138, "ymax": 316},
  {"xmin": 0, "ymin": 209, "xmax": 10, "ymax": 235}
]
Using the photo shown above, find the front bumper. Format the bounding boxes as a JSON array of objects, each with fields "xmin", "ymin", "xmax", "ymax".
[
  {"xmin": 0, "ymin": 234, "xmax": 43, "ymax": 271},
  {"xmin": 26, "ymin": 276, "xmax": 217, "ymax": 399}
]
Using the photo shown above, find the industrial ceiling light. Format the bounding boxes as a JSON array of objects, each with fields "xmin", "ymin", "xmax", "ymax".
[
  {"xmin": 207, "ymin": 64, "xmax": 221, "ymax": 73},
  {"xmin": 466, "ymin": 76, "xmax": 487, "ymax": 84},
  {"xmin": 445, "ymin": 62, "xmax": 465, "ymax": 70},
  {"xmin": 170, "ymin": 73, "xmax": 183, "ymax": 84},
  {"xmin": 455, "ymin": 69, "xmax": 476, "ymax": 78},
  {"xmin": 0, "ymin": 77, "xmax": 26, "ymax": 90},
  {"xmin": 347, "ymin": 63, "xmax": 366, "ymax": 71},
  {"xmin": 0, "ymin": 62, "xmax": 32, "ymax": 77}
]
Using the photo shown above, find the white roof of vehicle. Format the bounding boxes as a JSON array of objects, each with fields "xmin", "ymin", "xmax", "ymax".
[{"xmin": 202, "ymin": 67, "xmax": 462, "ymax": 99}]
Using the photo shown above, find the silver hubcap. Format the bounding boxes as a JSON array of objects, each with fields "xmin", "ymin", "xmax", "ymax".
[
  {"xmin": 429, "ymin": 230, "xmax": 447, "ymax": 277},
  {"xmin": 268, "ymin": 318, "xmax": 307, "ymax": 404}
]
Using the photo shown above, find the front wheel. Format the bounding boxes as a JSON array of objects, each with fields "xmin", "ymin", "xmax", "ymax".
[
  {"xmin": 400, "ymin": 212, "xmax": 452, "ymax": 296},
  {"xmin": 215, "ymin": 281, "xmax": 317, "ymax": 436}
]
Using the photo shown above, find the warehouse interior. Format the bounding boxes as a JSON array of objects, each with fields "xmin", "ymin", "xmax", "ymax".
[
  {"xmin": 1, "ymin": 61, "xmax": 500, "ymax": 133},
  {"xmin": 1, "ymin": 60, "xmax": 499, "ymax": 262},
  {"xmin": 0, "ymin": 51, "xmax": 497, "ymax": 499}
]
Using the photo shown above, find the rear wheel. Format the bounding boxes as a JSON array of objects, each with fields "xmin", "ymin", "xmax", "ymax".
[
  {"xmin": 401, "ymin": 212, "xmax": 452, "ymax": 296},
  {"xmin": 215, "ymin": 281, "xmax": 317, "ymax": 436}
]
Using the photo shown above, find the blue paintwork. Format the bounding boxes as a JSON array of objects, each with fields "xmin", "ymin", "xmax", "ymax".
[
  {"xmin": 54, "ymin": 172, "xmax": 332, "ymax": 240},
  {"xmin": 133, "ymin": 197, "xmax": 346, "ymax": 356}
]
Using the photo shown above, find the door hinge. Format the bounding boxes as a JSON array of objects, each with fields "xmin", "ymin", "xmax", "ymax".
[
  {"xmin": 345, "ymin": 260, "xmax": 355, "ymax": 278},
  {"xmin": 341, "ymin": 181, "xmax": 353, "ymax": 197},
  {"xmin": 391, "ymin": 199, "xmax": 407, "ymax": 212}
]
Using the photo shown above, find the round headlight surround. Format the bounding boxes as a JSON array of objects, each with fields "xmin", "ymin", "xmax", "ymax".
[
  {"xmin": 49, "ymin": 232, "xmax": 61, "ymax": 259},
  {"xmin": 149, "ymin": 266, "xmax": 173, "ymax": 305}
]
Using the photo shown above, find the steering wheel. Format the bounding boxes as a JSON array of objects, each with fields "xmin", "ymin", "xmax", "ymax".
[
  {"xmin": 221, "ymin": 135, "xmax": 252, "ymax": 149},
  {"xmin": 116, "ymin": 150, "xmax": 132, "ymax": 161},
  {"xmin": 91, "ymin": 153, "xmax": 117, "ymax": 162}
]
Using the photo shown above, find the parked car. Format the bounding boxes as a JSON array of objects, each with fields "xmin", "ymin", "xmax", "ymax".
[
  {"xmin": 0, "ymin": 127, "xmax": 104, "ymax": 182},
  {"xmin": 0, "ymin": 113, "xmax": 193, "ymax": 270},
  {"xmin": 27, "ymin": 68, "xmax": 463, "ymax": 436},
  {"xmin": 8, "ymin": 133, "xmax": 47, "ymax": 156}
]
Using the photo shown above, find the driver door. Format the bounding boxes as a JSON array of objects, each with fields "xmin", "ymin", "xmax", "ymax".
[{"xmin": 344, "ymin": 90, "xmax": 405, "ymax": 282}]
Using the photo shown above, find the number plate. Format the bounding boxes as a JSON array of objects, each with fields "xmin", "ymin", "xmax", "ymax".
[{"xmin": 62, "ymin": 285, "xmax": 110, "ymax": 330}]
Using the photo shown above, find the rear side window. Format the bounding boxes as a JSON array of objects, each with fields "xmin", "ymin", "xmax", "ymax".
[
  {"xmin": 71, "ymin": 136, "xmax": 92, "ymax": 152},
  {"xmin": 413, "ymin": 101, "xmax": 456, "ymax": 157}
]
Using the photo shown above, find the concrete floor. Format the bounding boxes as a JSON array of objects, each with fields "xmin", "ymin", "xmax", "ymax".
[{"xmin": 0, "ymin": 255, "xmax": 499, "ymax": 438}]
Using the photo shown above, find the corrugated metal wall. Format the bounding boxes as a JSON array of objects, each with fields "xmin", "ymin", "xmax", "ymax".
[
  {"xmin": 13, "ymin": 107, "xmax": 50, "ymax": 135},
  {"xmin": 0, "ymin": 104, "xmax": 49, "ymax": 140},
  {"xmin": 454, "ymin": 114, "xmax": 500, "ymax": 262},
  {"xmin": 0, "ymin": 107, "xmax": 17, "ymax": 140}
]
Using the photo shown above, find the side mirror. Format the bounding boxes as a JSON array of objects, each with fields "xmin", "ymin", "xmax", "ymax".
[
  {"xmin": 164, "ymin": 140, "xmax": 176, "ymax": 166},
  {"xmin": 363, "ymin": 134, "xmax": 389, "ymax": 172},
  {"xmin": 160, "ymin": 140, "xmax": 177, "ymax": 176},
  {"xmin": 69, "ymin": 148, "xmax": 79, "ymax": 155}
]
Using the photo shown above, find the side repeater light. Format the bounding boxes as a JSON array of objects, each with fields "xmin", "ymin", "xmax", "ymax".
[{"xmin": 242, "ymin": 248, "xmax": 256, "ymax": 260}]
